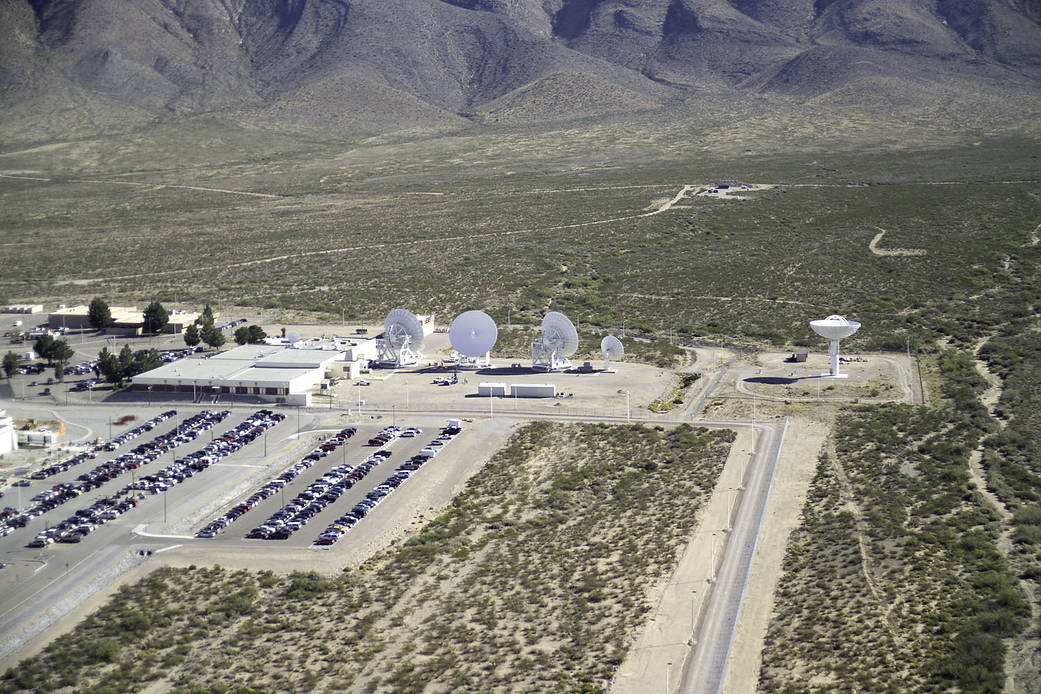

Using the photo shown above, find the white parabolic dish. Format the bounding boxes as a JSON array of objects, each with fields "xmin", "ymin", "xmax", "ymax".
[
  {"xmin": 601, "ymin": 335, "xmax": 624, "ymax": 359},
  {"xmin": 384, "ymin": 308, "xmax": 425, "ymax": 351},
  {"xmin": 810, "ymin": 315, "xmax": 861, "ymax": 340},
  {"xmin": 286, "ymin": 330, "xmax": 301, "ymax": 345},
  {"xmin": 542, "ymin": 312, "xmax": 579, "ymax": 357},
  {"xmin": 450, "ymin": 310, "xmax": 498, "ymax": 357}
]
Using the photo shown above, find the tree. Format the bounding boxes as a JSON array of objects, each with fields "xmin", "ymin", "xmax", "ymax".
[
  {"xmin": 98, "ymin": 347, "xmax": 123, "ymax": 384},
  {"xmin": 199, "ymin": 304, "xmax": 215, "ymax": 328},
  {"xmin": 54, "ymin": 364, "xmax": 65, "ymax": 382},
  {"xmin": 247, "ymin": 325, "xmax": 267, "ymax": 343},
  {"xmin": 142, "ymin": 301, "xmax": 169, "ymax": 334},
  {"xmin": 51, "ymin": 339, "xmax": 74, "ymax": 378},
  {"xmin": 34, "ymin": 334, "xmax": 56, "ymax": 363},
  {"xmin": 129, "ymin": 349, "xmax": 162, "ymax": 379},
  {"xmin": 2, "ymin": 351, "xmax": 18, "ymax": 379},
  {"xmin": 183, "ymin": 324, "xmax": 201, "ymax": 348},
  {"xmin": 234, "ymin": 325, "xmax": 250, "ymax": 346},
  {"xmin": 203, "ymin": 324, "xmax": 225, "ymax": 350},
  {"xmin": 88, "ymin": 298, "xmax": 113, "ymax": 331}
]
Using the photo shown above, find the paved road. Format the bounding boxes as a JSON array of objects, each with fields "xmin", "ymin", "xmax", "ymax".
[{"xmin": 678, "ymin": 418, "xmax": 788, "ymax": 694}]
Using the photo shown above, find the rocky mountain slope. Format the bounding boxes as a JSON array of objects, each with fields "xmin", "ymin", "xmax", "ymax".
[{"xmin": 2, "ymin": 0, "xmax": 1040, "ymax": 142}]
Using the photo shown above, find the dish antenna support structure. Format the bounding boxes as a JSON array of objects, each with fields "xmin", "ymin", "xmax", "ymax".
[
  {"xmin": 601, "ymin": 335, "xmax": 624, "ymax": 372},
  {"xmin": 377, "ymin": 308, "xmax": 424, "ymax": 367},
  {"xmin": 810, "ymin": 315, "xmax": 861, "ymax": 378},
  {"xmin": 449, "ymin": 310, "xmax": 498, "ymax": 369},
  {"xmin": 532, "ymin": 311, "xmax": 579, "ymax": 371}
]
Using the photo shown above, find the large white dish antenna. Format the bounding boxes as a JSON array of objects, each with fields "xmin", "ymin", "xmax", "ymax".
[
  {"xmin": 810, "ymin": 315, "xmax": 861, "ymax": 340},
  {"xmin": 450, "ymin": 311, "xmax": 498, "ymax": 358},
  {"xmin": 378, "ymin": 308, "xmax": 424, "ymax": 366},
  {"xmin": 542, "ymin": 312, "xmax": 579, "ymax": 357},
  {"xmin": 532, "ymin": 311, "xmax": 578, "ymax": 371},
  {"xmin": 286, "ymin": 330, "xmax": 301, "ymax": 345},
  {"xmin": 601, "ymin": 334, "xmax": 624, "ymax": 371},
  {"xmin": 809, "ymin": 314, "xmax": 861, "ymax": 378},
  {"xmin": 601, "ymin": 335, "xmax": 624, "ymax": 359}
]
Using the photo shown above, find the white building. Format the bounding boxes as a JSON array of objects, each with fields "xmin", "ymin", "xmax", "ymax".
[
  {"xmin": 132, "ymin": 343, "xmax": 351, "ymax": 406},
  {"xmin": 0, "ymin": 413, "xmax": 18, "ymax": 455}
]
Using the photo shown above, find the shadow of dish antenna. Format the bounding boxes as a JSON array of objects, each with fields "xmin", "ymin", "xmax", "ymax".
[
  {"xmin": 601, "ymin": 335, "xmax": 624, "ymax": 372},
  {"xmin": 450, "ymin": 310, "xmax": 498, "ymax": 369},
  {"xmin": 377, "ymin": 308, "xmax": 424, "ymax": 367},
  {"xmin": 532, "ymin": 311, "xmax": 578, "ymax": 371}
]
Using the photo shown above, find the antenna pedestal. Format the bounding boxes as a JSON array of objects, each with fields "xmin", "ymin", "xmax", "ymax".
[{"xmin": 822, "ymin": 339, "xmax": 848, "ymax": 378}]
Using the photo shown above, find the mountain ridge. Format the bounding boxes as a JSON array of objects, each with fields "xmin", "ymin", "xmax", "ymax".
[{"xmin": 2, "ymin": 0, "xmax": 1040, "ymax": 144}]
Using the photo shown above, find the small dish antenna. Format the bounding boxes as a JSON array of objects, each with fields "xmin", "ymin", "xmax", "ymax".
[
  {"xmin": 809, "ymin": 314, "xmax": 861, "ymax": 378},
  {"xmin": 601, "ymin": 335, "xmax": 624, "ymax": 371},
  {"xmin": 532, "ymin": 311, "xmax": 578, "ymax": 371},
  {"xmin": 377, "ymin": 308, "xmax": 424, "ymax": 367},
  {"xmin": 450, "ymin": 310, "xmax": 498, "ymax": 369},
  {"xmin": 286, "ymin": 330, "xmax": 301, "ymax": 345}
]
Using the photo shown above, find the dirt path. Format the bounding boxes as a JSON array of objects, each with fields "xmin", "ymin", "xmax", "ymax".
[
  {"xmin": 868, "ymin": 228, "xmax": 927, "ymax": 256},
  {"xmin": 0, "ymin": 172, "xmax": 281, "ymax": 199}
]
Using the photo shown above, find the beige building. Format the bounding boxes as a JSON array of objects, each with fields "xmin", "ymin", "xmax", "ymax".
[{"xmin": 48, "ymin": 306, "xmax": 200, "ymax": 335}]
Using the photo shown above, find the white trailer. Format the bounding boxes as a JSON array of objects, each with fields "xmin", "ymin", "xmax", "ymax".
[
  {"xmin": 510, "ymin": 383, "xmax": 556, "ymax": 398},
  {"xmin": 477, "ymin": 382, "xmax": 508, "ymax": 397}
]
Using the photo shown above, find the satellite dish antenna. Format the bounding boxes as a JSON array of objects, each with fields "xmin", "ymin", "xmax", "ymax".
[
  {"xmin": 450, "ymin": 310, "xmax": 498, "ymax": 369},
  {"xmin": 532, "ymin": 311, "xmax": 579, "ymax": 371},
  {"xmin": 601, "ymin": 335, "xmax": 624, "ymax": 372},
  {"xmin": 809, "ymin": 314, "xmax": 861, "ymax": 378},
  {"xmin": 377, "ymin": 308, "xmax": 424, "ymax": 367},
  {"xmin": 286, "ymin": 330, "xmax": 301, "ymax": 345}
]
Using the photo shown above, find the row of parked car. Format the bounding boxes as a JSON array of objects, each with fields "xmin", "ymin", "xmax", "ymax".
[
  {"xmin": 196, "ymin": 426, "xmax": 358, "ymax": 538},
  {"xmin": 23, "ymin": 410, "xmax": 280, "ymax": 547},
  {"xmin": 247, "ymin": 451, "xmax": 389, "ymax": 541},
  {"xmin": 29, "ymin": 448, "xmax": 99, "ymax": 481},
  {"xmin": 313, "ymin": 424, "xmax": 460, "ymax": 545},
  {"xmin": 2, "ymin": 411, "xmax": 228, "ymax": 533},
  {"xmin": 128, "ymin": 410, "xmax": 284, "ymax": 495},
  {"xmin": 218, "ymin": 318, "xmax": 247, "ymax": 331},
  {"xmin": 25, "ymin": 495, "xmax": 139, "ymax": 547},
  {"xmin": 103, "ymin": 410, "xmax": 178, "ymax": 451}
]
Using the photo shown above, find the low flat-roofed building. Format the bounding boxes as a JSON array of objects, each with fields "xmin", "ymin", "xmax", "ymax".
[
  {"xmin": 132, "ymin": 343, "xmax": 346, "ymax": 405},
  {"xmin": 4, "ymin": 304, "xmax": 43, "ymax": 314},
  {"xmin": 48, "ymin": 306, "xmax": 200, "ymax": 335}
]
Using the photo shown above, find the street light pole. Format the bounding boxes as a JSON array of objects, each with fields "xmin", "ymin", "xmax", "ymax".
[
  {"xmin": 666, "ymin": 661, "xmax": 672, "ymax": 694},
  {"xmin": 626, "ymin": 390, "xmax": 631, "ymax": 423}
]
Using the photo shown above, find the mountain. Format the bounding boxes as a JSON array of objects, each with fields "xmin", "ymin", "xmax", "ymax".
[{"xmin": 2, "ymin": 0, "xmax": 1041, "ymax": 144}]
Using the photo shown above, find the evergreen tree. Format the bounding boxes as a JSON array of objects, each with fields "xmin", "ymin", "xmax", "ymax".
[
  {"xmin": 183, "ymin": 324, "xmax": 201, "ymax": 348},
  {"xmin": 199, "ymin": 304, "xmax": 215, "ymax": 328},
  {"xmin": 247, "ymin": 325, "xmax": 267, "ymax": 343},
  {"xmin": 87, "ymin": 298, "xmax": 113, "ymax": 331},
  {"xmin": 142, "ymin": 301, "xmax": 169, "ymax": 334},
  {"xmin": 3, "ymin": 351, "xmax": 18, "ymax": 379},
  {"xmin": 203, "ymin": 324, "xmax": 226, "ymax": 350},
  {"xmin": 34, "ymin": 334, "xmax": 56, "ymax": 363}
]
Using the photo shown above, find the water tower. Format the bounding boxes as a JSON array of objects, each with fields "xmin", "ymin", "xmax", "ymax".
[{"xmin": 809, "ymin": 315, "xmax": 861, "ymax": 378}]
